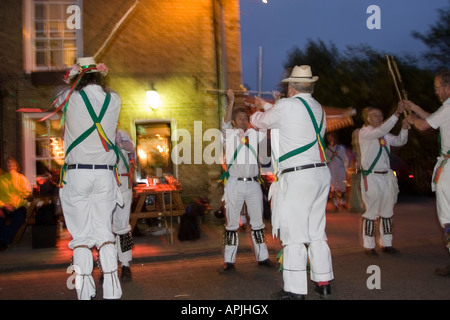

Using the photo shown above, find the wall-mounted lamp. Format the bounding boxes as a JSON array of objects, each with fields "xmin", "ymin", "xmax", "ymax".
[{"xmin": 146, "ymin": 85, "xmax": 161, "ymax": 111}]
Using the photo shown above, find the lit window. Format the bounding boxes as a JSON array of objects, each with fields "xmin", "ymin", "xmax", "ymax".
[
  {"xmin": 136, "ymin": 122, "xmax": 172, "ymax": 179},
  {"xmin": 22, "ymin": 113, "xmax": 64, "ymax": 188},
  {"xmin": 35, "ymin": 118, "xmax": 65, "ymax": 176}
]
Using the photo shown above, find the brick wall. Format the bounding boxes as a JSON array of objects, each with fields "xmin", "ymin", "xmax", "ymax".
[
  {"xmin": 0, "ymin": 0, "xmax": 243, "ymax": 209},
  {"xmin": 0, "ymin": 0, "xmax": 25, "ymax": 168}
]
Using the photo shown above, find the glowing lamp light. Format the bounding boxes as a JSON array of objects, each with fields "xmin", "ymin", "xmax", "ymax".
[
  {"xmin": 137, "ymin": 148, "xmax": 147, "ymax": 160},
  {"xmin": 262, "ymin": 0, "xmax": 268, "ymax": 3},
  {"xmin": 146, "ymin": 90, "xmax": 161, "ymax": 110}
]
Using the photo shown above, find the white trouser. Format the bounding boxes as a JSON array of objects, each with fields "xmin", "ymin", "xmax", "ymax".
[
  {"xmin": 360, "ymin": 170, "xmax": 398, "ymax": 249},
  {"xmin": 72, "ymin": 243, "xmax": 122, "ymax": 300},
  {"xmin": 113, "ymin": 177, "xmax": 133, "ymax": 265},
  {"xmin": 60, "ymin": 169, "xmax": 122, "ymax": 300},
  {"xmin": 223, "ymin": 177, "xmax": 268, "ymax": 263},
  {"xmin": 434, "ymin": 158, "xmax": 450, "ymax": 227},
  {"xmin": 433, "ymin": 158, "xmax": 450, "ymax": 253},
  {"xmin": 274, "ymin": 166, "xmax": 333, "ymax": 295}
]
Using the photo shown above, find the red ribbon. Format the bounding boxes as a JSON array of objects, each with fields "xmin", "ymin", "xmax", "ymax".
[{"xmin": 38, "ymin": 67, "xmax": 97, "ymax": 122}]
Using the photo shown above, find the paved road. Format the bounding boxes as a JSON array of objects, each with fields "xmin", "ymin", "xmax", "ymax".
[
  {"xmin": 0, "ymin": 245, "xmax": 448, "ymax": 301},
  {"xmin": 0, "ymin": 195, "xmax": 448, "ymax": 312}
]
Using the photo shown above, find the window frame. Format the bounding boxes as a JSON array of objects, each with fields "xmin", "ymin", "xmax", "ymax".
[
  {"xmin": 134, "ymin": 119, "xmax": 177, "ymax": 182},
  {"xmin": 23, "ymin": 0, "xmax": 83, "ymax": 74},
  {"xmin": 22, "ymin": 112, "xmax": 64, "ymax": 188}
]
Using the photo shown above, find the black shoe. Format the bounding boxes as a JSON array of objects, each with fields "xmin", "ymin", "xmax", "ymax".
[
  {"xmin": 132, "ymin": 227, "xmax": 145, "ymax": 237},
  {"xmin": 382, "ymin": 246, "xmax": 400, "ymax": 254},
  {"xmin": 434, "ymin": 265, "xmax": 450, "ymax": 277},
  {"xmin": 365, "ymin": 248, "xmax": 378, "ymax": 256},
  {"xmin": 121, "ymin": 266, "xmax": 132, "ymax": 281},
  {"xmin": 258, "ymin": 259, "xmax": 274, "ymax": 268},
  {"xmin": 314, "ymin": 284, "xmax": 332, "ymax": 300},
  {"xmin": 221, "ymin": 263, "xmax": 235, "ymax": 272},
  {"xmin": 271, "ymin": 289, "xmax": 305, "ymax": 300}
]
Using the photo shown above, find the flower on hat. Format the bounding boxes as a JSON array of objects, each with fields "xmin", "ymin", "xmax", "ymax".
[
  {"xmin": 96, "ymin": 63, "xmax": 108, "ymax": 76},
  {"xmin": 63, "ymin": 64, "xmax": 82, "ymax": 84},
  {"xmin": 63, "ymin": 61, "xmax": 109, "ymax": 84}
]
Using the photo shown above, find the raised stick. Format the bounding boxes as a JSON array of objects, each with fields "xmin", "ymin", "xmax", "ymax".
[
  {"xmin": 386, "ymin": 55, "xmax": 408, "ymax": 117},
  {"xmin": 205, "ymin": 89, "xmax": 276, "ymax": 96},
  {"xmin": 391, "ymin": 56, "xmax": 408, "ymax": 100}
]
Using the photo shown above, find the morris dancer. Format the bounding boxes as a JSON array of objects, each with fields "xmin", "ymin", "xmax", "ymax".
[
  {"xmin": 58, "ymin": 57, "xmax": 123, "ymax": 300},
  {"xmin": 251, "ymin": 65, "xmax": 333, "ymax": 300},
  {"xmin": 220, "ymin": 89, "xmax": 272, "ymax": 272},
  {"xmin": 325, "ymin": 132, "xmax": 349, "ymax": 210},
  {"xmin": 359, "ymin": 105, "xmax": 409, "ymax": 256},
  {"xmin": 404, "ymin": 70, "xmax": 450, "ymax": 276},
  {"xmin": 113, "ymin": 129, "xmax": 136, "ymax": 281}
]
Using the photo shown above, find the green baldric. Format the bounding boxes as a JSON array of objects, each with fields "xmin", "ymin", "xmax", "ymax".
[
  {"xmin": 278, "ymin": 97, "xmax": 326, "ymax": 163},
  {"xmin": 360, "ymin": 137, "xmax": 390, "ymax": 191},
  {"xmin": 219, "ymin": 134, "xmax": 259, "ymax": 184},
  {"xmin": 59, "ymin": 90, "xmax": 125, "ymax": 186},
  {"xmin": 272, "ymin": 97, "xmax": 326, "ymax": 181}
]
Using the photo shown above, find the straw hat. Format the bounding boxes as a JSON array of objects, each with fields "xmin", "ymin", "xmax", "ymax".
[
  {"xmin": 281, "ymin": 65, "xmax": 318, "ymax": 83},
  {"xmin": 64, "ymin": 56, "xmax": 108, "ymax": 83},
  {"xmin": 76, "ymin": 57, "xmax": 100, "ymax": 71}
]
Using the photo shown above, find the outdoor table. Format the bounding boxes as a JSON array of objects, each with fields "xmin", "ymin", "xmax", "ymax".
[{"xmin": 131, "ymin": 184, "xmax": 185, "ymax": 244}]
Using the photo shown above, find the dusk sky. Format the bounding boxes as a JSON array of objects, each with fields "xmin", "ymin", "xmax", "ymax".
[{"xmin": 239, "ymin": 0, "xmax": 448, "ymax": 93}]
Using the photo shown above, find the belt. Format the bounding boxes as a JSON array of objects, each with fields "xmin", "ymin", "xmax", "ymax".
[
  {"xmin": 281, "ymin": 162, "xmax": 327, "ymax": 175},
  {"xmin": 373, "ymin": 170, "xmax": 388, "ymax": 174},
  {"xmin": 67, "ymin": 164, "xmax": 114, "ymax": 170},
  {"xmin": 237, "ymin": 176, "xmax": 258, "ymax": 181}
]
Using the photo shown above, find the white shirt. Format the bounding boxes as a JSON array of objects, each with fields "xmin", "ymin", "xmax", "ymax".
[
  {"xmin": 61, "ymin": 84, "xmax": 121, "ymax": 166},
  {"xmin": 250, "ymin": 93, "xmax": 326, "ymax": 170},
  {"xmin": 221, "ymin": 120, "xmax": 262, "ymax": 178},
  {"xmin": 426, "ymin": 98, "xmax": 450, "ymax": 154},
  {"xmin": 116, "ymin": 130, "xmax": 135, "ymax": 174},
  {"xmin": 359, "ymin": 115, "xmax": 408, "ymax": 172},
  {"xmin": 326, "ymin": 144, "xmax": 349, "ymax": 170}
]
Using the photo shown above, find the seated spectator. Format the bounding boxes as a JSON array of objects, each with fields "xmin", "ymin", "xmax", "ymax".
[{"xmin": 0, "ymin": 157, "xmax": 31, "ymax": 250}]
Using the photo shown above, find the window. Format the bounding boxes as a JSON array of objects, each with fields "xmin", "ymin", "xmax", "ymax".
[
  {"xmin": 23, "ymin": 0, "xmax": 83, "ymax": 73},
  {"xmin": 135, "ymin": 122, "xmax": 173, "ymax": 180},
  {"xmin": 35, "ymin": 118, "xmax": 65, "ymax": 175},
  {"xmin": 22, "ymin": 113, "xmax": 64, "ymax": 188}
]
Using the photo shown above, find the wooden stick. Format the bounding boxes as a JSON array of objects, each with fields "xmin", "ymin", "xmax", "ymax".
[
  {"xmin": 386, "ymin": 55, "xmax": 403, "ymax": 100},
  {"xmin": 94, "ymin": 0, "xmax": 140, "ymax": 60},
  {"xmin": 391, "ymin": 57, "xmax": 408, "ymax": 100},
  {"xmin": 205, "ymin": 89, "xmax": 276, "ymax": 96},
  {"xmin": 386, "ymin": 55, "xmax": 408, "ymax": 117}
]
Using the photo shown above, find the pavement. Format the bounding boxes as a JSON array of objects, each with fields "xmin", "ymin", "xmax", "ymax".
[{"xmin": 0, "ymin": 194, "xmax": 449, "ymax": 302}]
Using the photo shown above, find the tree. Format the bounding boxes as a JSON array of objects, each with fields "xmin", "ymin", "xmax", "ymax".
[
  {"xmin": 281, "ymin": 40, "xmax": 440, "ymax": 194},
  {"xmin": 412, "ymin": 6, "xmax": 450, "ymax": 70}
]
